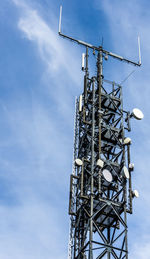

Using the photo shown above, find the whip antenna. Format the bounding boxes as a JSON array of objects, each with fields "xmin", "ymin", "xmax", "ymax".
[
  {"xmin": 138, "ymin": 36, "xmax": 141, "ymax": 65},
  {"xmin": 59, "ymin": 5, "xmax": 62, "ymax": 34}
]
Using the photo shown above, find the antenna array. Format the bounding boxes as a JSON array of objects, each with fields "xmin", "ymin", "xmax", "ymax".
[{"xmin": 58, "ymin": 6, "xmax": 143, "ymax": 259}]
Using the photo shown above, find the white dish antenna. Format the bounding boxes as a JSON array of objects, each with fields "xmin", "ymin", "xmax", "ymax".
[
  {"xmin": 132, "ymin": 108, "xmax": 144, "ymax": 120},
  {"xmin": 132, "ymin": 190, "xmax": 139, "ymax": 198},
  {"xmin": 124, "ymin": 137, "xmax": 132, "ymax": 145},
  {"xmin": 75, "ymin": 158, "xmax": 83, "ymax": 166},
  {"xmin": 129, "ymin": 163, "xmax": 134, "ymax": 171},
  {"xmin": 102, "ymin": 169, "xmax": 113, "ymax": 183},
  {"xmin": 122, "ymin": 166, "xmax": 129, "ymax": 179}
]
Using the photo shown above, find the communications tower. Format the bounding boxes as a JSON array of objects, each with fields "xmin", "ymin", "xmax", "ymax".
[{"xmin": 58, "ymin": 6, "xmax": 143, "ymax": 259}]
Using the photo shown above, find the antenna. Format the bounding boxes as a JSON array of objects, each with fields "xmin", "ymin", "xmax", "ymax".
[
  {"xmin": 138, "ymin": 36, "xmax": 141, "ymax": 65},
  {"xmin": 58, "ymin": 5, "xmax": 142, "ymax": 67},
  {"xmin": 82, "ymin": 53, "xmax": 85, "ymax": 70},
  {"xmin": 59, "ymin": 5, "xmax": 62, "ymax": 34}
]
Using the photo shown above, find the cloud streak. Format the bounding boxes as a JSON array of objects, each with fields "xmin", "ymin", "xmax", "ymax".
[{"xmin": 13, "ymin": 0, "xmax": 81, "ymax": 84}]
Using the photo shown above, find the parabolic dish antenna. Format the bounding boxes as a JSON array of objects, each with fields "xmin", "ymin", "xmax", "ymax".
[
  {"xmin": 129, "ymin": 163, "xmax": 134, "ymax": 170},
  {"xmin": 75, "ymin": 158, "xmax": 83, "ymax": 166},
  {"xmin": 102, "ymin": 169, "xmax": 113, "ymax": 183},
  {"xmin": 132, "ymin": 108, "xmax": 144, "ymax": 120},
  {"xmin": 122, "ymin": 166, "xmax": 129, "ymax": 179},
  {"xmin": 124, "ymin": 137, "xmax": 132, "ymax": 145},
  {"xmin": 133, "ymin": 190, "xmax": 139, "ymax": 198}
]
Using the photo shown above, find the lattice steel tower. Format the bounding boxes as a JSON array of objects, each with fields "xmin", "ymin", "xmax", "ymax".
[{"xmin": 58, "ymin": 6, "xmax": 143, "ymax": 259}]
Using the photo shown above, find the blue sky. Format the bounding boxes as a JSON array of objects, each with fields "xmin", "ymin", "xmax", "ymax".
[{"xmin": 0, "ymin": 0, "xmax": 150, "ymax": 258}]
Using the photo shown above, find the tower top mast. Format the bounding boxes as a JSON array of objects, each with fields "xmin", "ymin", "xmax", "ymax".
[{"xmin": 58, "ymin": 5, "xmax": 141, "ymax": 67}]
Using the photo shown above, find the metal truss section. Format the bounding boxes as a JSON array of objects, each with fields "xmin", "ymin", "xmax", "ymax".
[
  {"xmin": 69, "ymin": 72, "xmax": 130, "ymax": 259},
  {"xmin": 66, "ymin": 44, "xmax": 141, "ymax": 258}
]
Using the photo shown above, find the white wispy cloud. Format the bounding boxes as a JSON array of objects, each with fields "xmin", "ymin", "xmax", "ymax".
[
  {"xmin": 12, "ymin": 0, "xmax": 84, "ymax": 128},
  {"xmin": 13, "ymin": 0, "xmax": 81, "ymax": 84}
]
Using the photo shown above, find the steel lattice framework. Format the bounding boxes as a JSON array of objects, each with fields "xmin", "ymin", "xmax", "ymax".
[{"xmin": 58, "ymin": 6, "xmax": 142, "ymax": 259}]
